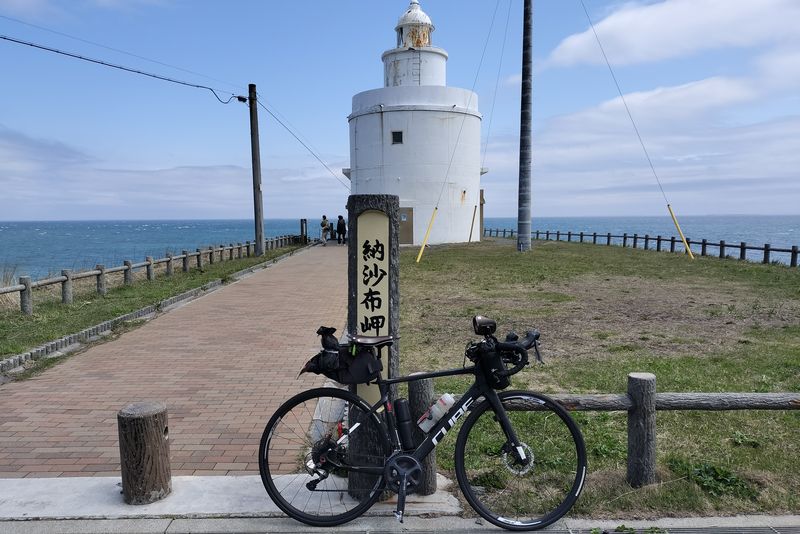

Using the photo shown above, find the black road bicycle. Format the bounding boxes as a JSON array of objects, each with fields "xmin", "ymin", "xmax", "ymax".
[{"xmin": 259, "ymin": 316, "xmax": 587, "ymax": 531}]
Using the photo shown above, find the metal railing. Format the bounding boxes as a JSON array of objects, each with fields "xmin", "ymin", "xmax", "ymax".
[{"xmin": 484, "ymin": 228, "xmax": 799, "ymax": 267}]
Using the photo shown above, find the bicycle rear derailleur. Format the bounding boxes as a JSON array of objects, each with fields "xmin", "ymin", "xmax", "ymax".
[{"xmin": 384, "ymin": 453, "xmax": 423, "ymax": 523}]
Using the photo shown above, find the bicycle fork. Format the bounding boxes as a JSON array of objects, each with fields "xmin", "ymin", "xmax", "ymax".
[{"xmin": 485, "ymin": 390, "xmax": 530, "ymax": 468}]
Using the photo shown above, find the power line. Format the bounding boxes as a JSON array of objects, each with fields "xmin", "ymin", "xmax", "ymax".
[
  {"xmin": 578, "ymin": 0, "xmax": 669, "ymax": 205},
  {"xmin": 0, "ymin": 13, "xmax": 246, "ymax": 93},
  {"xmin": 482, "ymin": 0, "xmax": 513, "ymax": 170},
  {"xmin": 0, "ymin": 33, "xmax": 238, "ymax": 104},
  {"xmin": 255, "ymin": 99, "xmax": 350, "ymax": 191},
  {"xmin": 433, "ymin": 0, "xmax": 502, "ymax": 209}
]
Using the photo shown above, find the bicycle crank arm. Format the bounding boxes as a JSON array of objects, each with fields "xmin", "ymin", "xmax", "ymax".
[{"xmin": 394, "ymin": 474, "xmax": 408, "ymax": 523}]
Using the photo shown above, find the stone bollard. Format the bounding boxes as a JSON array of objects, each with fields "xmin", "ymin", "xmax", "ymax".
[
  {"xmin": 146, "ymin": 257, "xmax": 154, "ymax": 281},
  {"xmin": 117, "ymin": 401, "xmax": 171, "ymax": 505},
  {"xmin": 627, "ymin": 373, "xmax": 656, "ymax": 487},
  {"xmin": 19, "ymin": 276, "xmax": 32, "ymax": 316},
  {"xmin": 61, "ymin": 269, "xmax": 73, "ymax": 304},
  {"xmin": 124, "ymin": 261, "xmax": 133, "ymax": 286},
  {"xmin": 182, "ymin": 251, "xmax": 190, "ymax": 273},
  {"xmin": 96, "ymin": 264, "xmax": 107, "ymax": 296}
]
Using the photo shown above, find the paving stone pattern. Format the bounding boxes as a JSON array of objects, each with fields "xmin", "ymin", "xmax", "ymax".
[{"xmin": 0, "ymin": 246, "xmax": 347, "ymax": 478}]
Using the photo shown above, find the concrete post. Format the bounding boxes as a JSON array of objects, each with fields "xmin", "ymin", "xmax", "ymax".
[
  {"xmin": 146, "ymin": 257, "xmax": 154, "ymax": 281},
  {"xmin": 96, "ymin": 264, "xmax": 107, "ymax": 296},
  {"xmin": 61, "ymin": 269, "xmax": 73, "ymax": 304},
  {"xmin": 20, "ymin": 276, "xmax": 32, "ymax": 315}
]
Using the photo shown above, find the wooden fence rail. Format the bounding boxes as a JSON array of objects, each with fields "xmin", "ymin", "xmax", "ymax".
[
  {"xmin": 1, "ymin": 235, "xmax": 304, "ymax": 316},
  {"xmin": 483, "ymin": 228, "xmax": 799, "ymax": 268},
  {"xmin": 454, "ymin": 372, "xmax": 799, "ymax": 488}
]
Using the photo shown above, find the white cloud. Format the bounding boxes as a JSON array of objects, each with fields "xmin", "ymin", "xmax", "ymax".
[{"xmin": 547, "ymin": 0, "xmax": 800, "ymax": 68}]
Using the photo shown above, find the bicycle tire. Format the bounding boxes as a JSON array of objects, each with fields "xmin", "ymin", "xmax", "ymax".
[
  {"xmin": 455, "ymin": 390, "xmax": 587, "ymax": 531},
  {"xmin": 259, "ymin": 387, "xmax": 390, "ymax": 527}
]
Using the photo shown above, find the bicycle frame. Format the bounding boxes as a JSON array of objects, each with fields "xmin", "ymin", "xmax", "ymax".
[{"xmin": 346, "ymin": 362, "xmax": 525, "ymax": 475}]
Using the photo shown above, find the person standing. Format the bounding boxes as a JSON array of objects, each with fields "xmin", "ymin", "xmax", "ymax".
[
  {"xmin": 336, "ymin": 215, "xmax": 347, "ymax": 245},
  {"xmin": 320, "ymin": 215, "xmax": 330, "ymax": 246}
]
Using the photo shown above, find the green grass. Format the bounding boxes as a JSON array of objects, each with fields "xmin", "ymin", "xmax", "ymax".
[
  {"xmin": 0, "ymin": 246, "xmax": 302, "ymax": 358},
  {"xmin": 399, "ymin": 239, "xmax": 800, "ymax": 517}
]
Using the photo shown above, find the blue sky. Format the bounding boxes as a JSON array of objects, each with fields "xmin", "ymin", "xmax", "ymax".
[{"xmin": 1, "ymin": 0, "xmax": 798, "ymax": 221}]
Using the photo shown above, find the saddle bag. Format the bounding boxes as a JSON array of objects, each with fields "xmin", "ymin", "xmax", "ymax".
[{"xmin": 298, "ymin": 326, "xmax": 383, "ymax": 385}]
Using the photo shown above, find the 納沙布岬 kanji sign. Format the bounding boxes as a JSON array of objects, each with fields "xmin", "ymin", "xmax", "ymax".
[{"xmin": 356, "ymin": 210, "xmax": 389, "ymax": 337}]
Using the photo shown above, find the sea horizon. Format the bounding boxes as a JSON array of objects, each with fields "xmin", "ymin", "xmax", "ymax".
[{"xmin": 1, "ymin": 215, "xmax": 798, "ymax": 279}]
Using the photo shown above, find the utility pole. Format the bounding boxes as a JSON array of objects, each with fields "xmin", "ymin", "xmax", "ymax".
[
  {"xmin": 517, "ymin": 0, "xmax": 533, "ymax": 252},
  {"xmin": 248, "ymin": 83, "xmax": 265, "ymax": 256}
]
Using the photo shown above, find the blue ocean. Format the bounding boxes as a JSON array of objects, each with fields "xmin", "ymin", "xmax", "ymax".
[{"xmin": 0, "ymin": 216, "xmax": 798, "ymax": 279}]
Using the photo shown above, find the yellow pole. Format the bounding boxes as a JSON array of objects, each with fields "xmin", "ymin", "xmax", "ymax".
[
  {"xmin": 667, "ymin": 204, "xmax": 694, "ymax": 260},
  {"xmin": 416, "ymin": 207, "xmax": 438, "ymax": 263},
  {"xmin": 468, "ymin": 205, "xmax": 478, "ymax": 243}
]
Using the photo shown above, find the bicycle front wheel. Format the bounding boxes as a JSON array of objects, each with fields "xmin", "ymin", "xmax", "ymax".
[
  {"xmin": 455, "ymin": 390, "xmax": 587, "ymax": 531},
  {"xmin": 259, "ymin": 387, "xmax": 390, "ymax": 527}
]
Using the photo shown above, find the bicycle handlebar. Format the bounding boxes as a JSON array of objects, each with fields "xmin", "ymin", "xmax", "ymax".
[{"xmin": 493, "ymin": 329, "xmax": 540, "ymax": 377}]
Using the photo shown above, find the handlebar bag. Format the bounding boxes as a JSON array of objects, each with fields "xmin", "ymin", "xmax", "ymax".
[{"xmin": 481, "ymin": 350, "xmax": 511, "ymax": 390}]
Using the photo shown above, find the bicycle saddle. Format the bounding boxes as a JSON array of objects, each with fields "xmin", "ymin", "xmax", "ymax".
[{"xmin": 351, "ymin": 335, "xmax": 395, "ymax": 349}]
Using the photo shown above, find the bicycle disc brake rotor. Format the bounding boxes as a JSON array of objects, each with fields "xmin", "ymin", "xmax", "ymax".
[{"xmin": 502, "ymin": 443, "xmax": 534, "ymax": 475}]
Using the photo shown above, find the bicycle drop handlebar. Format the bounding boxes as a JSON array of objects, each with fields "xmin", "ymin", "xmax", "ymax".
[{"xmin": 494, "ymin": 329, "xmax": 540, "ymax": 377}]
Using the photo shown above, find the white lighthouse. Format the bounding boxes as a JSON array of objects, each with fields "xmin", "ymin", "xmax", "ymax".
[{"xmin": 345, "ymin": 0, "xmax": 483, "ymax": 245}]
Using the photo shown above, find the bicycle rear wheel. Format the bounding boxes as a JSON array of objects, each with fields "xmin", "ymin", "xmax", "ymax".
[
  {"xmin": 259, "ymin": 387, "xmax": 390, "ymax": 527},
  {"xmin": 455, "ymin": 390, "xmax": 587, "ymax": 531}
]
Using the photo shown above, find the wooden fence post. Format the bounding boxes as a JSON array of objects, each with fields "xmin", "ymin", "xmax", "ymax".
[
  {"xmin": 61, "ymin": 269, "xmax": 73, "ymax": 304},
  {"xmin": 670, "ymin": 237, "xmax": 676, "ymax": 252},
  {"xmin": 229, "ymin": 243, "xmax": 234, "ymax": 261},
  {"xmin": 166, "ymin": 254, "xmax": 173, "ymax": 277},
  {"xmin": 632, "ymin": 234, "xmax": 638, "ymax": 248},
  {"xmin": 627, "ymin": 372, "xmax": 657, "ymax": 488},
  {"xmin": 19, "ymin": 276, "xmax": 32, "ymax": 316},
  {"xmin": 623, "ymin": 233, "xmax": 628, "ymax": 247},
  {"xmin": 580, "ymin": 231, "xmax": 584, "ymax": 242},
  {"xmin": 701, "ymin": 239, "xmax": 707, "ymax": 256},
  {"xmin": 719, "ymin": 240, "xmax": 726, "ymax": 259},
  {"xmin": 409, "ymin": 377, "xmax": 437, "ymax": 495},
  {"xmin": 567, "ymin": 231, "xmax": 572, "ymax": 242},
  {"xmin": 117, "ymin": 401, "xmax": 171, "ymax": 505},
  {"xmin": 124, "ymin": 261, "xmax": 133, "ymax": 285},
  {"xmin": 182, "ymin": 251, "xmax": 190, "ymax": 273},
  {"xmin": 740, "ymin": 242, "xmax": 747, "ymax": 261},
  {"xmin": 208, "ymin": 247, "xmax": 215, "ymax": 265},
  {"xmin": 791, "ymin": 246, "xmax": 798, "ymax": 267},
  {"xmin": 556, "ymin": 231, "xmax": 561, "ymax": 241},
  {"xmin": 763, "ymin": 244, "xmax": 771, "ymax": 264},
  {"xmin": 592, "ymin": 232, "xmax": 597, "ymax": 244},
  {"xmin": 96, "ymin": 264, "xmax": 107, "ymax": 295},
  {"xmin": 644, "ymin": 235, "xmax": 649, "ymax": 250},
  {"xmin": 146, "ymin": 257, "xmax": 154, "ymax": 281},
  {"xmin": 607, "ymin": 233, "xmax": 612, "ymax": 246},
  {"xmin": 196, "ymin": 249, "xmax": 204, "ymax": 270},
  {"xmin": 656, "ymin": 236, "xmax": 662, "ymax": 251}
]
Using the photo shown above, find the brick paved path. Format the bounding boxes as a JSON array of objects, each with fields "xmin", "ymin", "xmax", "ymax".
[{"xmin": 0, "ymin": 245, "xmax": 347, "ymax": 478}]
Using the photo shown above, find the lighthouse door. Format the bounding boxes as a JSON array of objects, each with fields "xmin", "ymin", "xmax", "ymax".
[{"xmin": 399, "ymin": 207, "xmax": 414, "ymax": 245}]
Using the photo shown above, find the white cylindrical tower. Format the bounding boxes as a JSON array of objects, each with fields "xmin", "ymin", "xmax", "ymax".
[{"xmin": 347, "ymin": 0, "xmax": 482, "ymax": 245}]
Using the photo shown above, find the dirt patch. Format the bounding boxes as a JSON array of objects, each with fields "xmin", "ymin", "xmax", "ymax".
[{"xmin": 530, "ymin": 274, "xmax": 799, "ymax": 361}]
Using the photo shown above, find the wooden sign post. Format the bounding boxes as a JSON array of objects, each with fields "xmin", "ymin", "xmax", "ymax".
[{"xmin": 347, "ymin": 195, "xmax": 400, "ymax": 400}]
